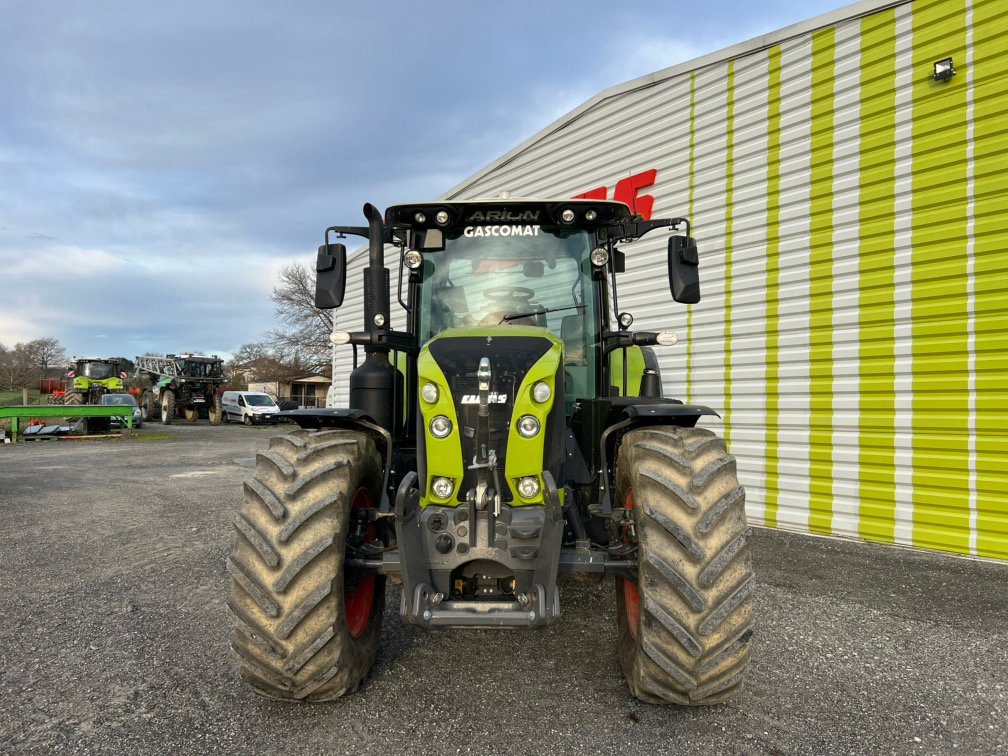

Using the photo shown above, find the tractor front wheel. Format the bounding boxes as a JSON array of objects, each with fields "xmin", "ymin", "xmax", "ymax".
[
  {"xmin": 161, "ymin": 390, "xmax": 175, "ymax": 425},
  {"xmin": 228, "ymin": 428, "xmax": 386, "ymax": 700},
  {"xmin": 614, "ymin": 425, "xmax": 753, "ymax": 705},
  {"xmin": 208, "ymin": 395, "xmax": 223, "ymax": 425},
  {"xmin": 184, "ymin": 406, "xmax": 200, "ymax": 423}
]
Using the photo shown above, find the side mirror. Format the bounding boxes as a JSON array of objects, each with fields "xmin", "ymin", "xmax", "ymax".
[
  {"xmin": 667, "ymin": 236, "xmax": 700, "ymax": 304},
  {"xmin": 315, "ymin": 243, "xmax": 347, "ymax": 309}
]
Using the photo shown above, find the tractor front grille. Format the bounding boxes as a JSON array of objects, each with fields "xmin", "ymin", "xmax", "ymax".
[{"xmin": 427, "ymin": 335, "xmax": 553, "ymax": 503}]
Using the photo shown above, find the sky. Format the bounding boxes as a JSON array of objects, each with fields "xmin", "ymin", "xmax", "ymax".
[{"xmin": 0, "ymin": 0, "xmax": 849, "ymax": 359}]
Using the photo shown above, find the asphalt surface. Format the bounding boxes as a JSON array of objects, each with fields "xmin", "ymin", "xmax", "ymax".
[{"xmin": 1, "ymin": 422, "xmax": 1006, "ymax": 755}]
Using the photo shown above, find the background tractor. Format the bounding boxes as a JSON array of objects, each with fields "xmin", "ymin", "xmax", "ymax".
[
  {"xmin": 228, "ymin": 199, "xmax": 753, "ymax": 705},
  {"xmin": 40, "ymin": 357, "xmax": 127, "ymax": 405},
  {"xmin": 132, "ymin": 353, "xmax": 225, "ymax": 425}
]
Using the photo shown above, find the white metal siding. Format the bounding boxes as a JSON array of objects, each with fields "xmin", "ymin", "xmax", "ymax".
[{"xmin": 331, "ymin": 0, "xmax": 1008, "ymax": 560}]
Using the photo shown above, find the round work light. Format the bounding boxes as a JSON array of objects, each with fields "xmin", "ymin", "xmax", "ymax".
[
  {"xmin": 517, "ymin": 415, "xmax": 540, "ymax": 438},
  {"xmin": 430, "ymin": 415, "xmax": 452, "ymax": 438},
  {"xmin": 517, "ymin": 476, "xmax": 541, "ymax": 499},
  {"xmin": 432, "ymin": 477, "xmax": 454, "ymax": 499},
  {"xmin": 421, "ymin": 382, "xmax": 439, "ymax": 404}
]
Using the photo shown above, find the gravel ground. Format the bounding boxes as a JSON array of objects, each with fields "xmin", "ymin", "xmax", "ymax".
[{"xmin": 1, "ymin": 423, "xmax": 1006, "ymax": 755}]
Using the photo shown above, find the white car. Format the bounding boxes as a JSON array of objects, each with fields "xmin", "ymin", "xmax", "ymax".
[{"xmin": 221, "ymin": 391, "xmax": 282, "ymax": 425}]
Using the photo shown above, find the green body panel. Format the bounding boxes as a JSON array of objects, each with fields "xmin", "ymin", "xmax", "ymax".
[
  {"xmin": 416, "ymin": 325, "xmax": 564, "ymax": 507},
  {"xmin": 71, "ymin": 376, "xmax": 124, "ymax": 393},
  {"xmin": 156, "ymin": 376, "xmax": 174, "ymax": 390},
  {"xmin": 394, "ymin": 350, "xmax": 408, "ymax": 425},
  {"xmin": 503, "ymin": 336, "xmax": 563, "ymax": 504},
  {"xmin": 609, "ymin": 346, "xmax": 646, "ymax": 397},
  {"xmin": 416, "ymin": 344, "xmax": 464, "ymax": 505}
]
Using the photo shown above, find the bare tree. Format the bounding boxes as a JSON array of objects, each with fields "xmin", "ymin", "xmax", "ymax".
[
  {"xmin": 0, "ymin": 337, "xmax": 68, "ymax": 392},
  {"xmin": 266, "ymin": 261, "xmax": 333, "ymax": 374},
  {"xmin": 28, "ymin": 337, "xmax": 66, "ymax": 378}
]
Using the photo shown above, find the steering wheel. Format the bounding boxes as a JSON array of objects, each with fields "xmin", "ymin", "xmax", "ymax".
[{"xmin": 484, "ymin": 286, "xmax": 535, "ymax": 302}]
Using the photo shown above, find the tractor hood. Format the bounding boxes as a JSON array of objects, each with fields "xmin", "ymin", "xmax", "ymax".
[{"xmin": 415, "ymin": 326, "xmax": 565, "ymax": 508}]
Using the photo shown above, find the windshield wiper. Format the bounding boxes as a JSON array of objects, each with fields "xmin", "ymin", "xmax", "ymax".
[{"xmin": 499, "ymin": 303, "xmax": 585, "ymax": 324}]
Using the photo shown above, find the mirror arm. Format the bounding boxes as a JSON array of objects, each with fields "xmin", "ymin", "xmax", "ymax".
[
  {"xmin": 599, "ymin": 217, "xmax": 690, "ymax": 243},
  {"xmin": 325, "ymin": 225, "xmax": 369, "ymax": 242}
]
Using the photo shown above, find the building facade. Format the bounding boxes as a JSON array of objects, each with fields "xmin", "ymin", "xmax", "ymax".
[{"xmin": 333, "ymin": 0, "xmax": 1006, "ymax": 561}]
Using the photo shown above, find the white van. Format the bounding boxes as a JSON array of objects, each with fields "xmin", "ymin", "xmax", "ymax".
[{"xmin": 221, "ymin": 391, "xmax": 282, "ymax": 425}]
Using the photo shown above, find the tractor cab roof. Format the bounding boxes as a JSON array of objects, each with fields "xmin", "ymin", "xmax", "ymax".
[
  {"xmin": 173, "ymin": 353, "xmax": 221, "ymax": 363},
  {"xmin": 385, "ymin": 198, "xmax": 634, "ymax": 232}
]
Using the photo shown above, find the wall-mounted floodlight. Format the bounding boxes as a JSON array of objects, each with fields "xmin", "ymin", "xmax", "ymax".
[{"xmin": 933, "ymin": 57, "xmax": 955, "ymax": 82}]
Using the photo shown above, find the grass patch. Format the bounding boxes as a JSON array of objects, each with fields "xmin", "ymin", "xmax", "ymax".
[
  {"xmin": 133, "ymin": 431, "xmax": 172, "ymax": 442},
  {"xmin": 0, "ymin": 389, "xmax": 43, "ymax": 407}
]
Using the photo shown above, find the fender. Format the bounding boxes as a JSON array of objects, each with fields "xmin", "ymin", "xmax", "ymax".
[
  {"xmin": 281, "ymin": 408, "xmax": 394, "ymax": 512},
  {"xmin": 598, "ymin": 399, "xmax": 721, "ymax": 515}
]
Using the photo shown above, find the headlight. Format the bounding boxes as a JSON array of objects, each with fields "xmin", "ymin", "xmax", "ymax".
[
  {"xmin": 590, "ymin": 247, "xmax": 609, "ymax": 268},
  {"xmin": 532, "ymin": 381, "xmax": 551, "ymax": 403},
  {"xmin": 414, "ymin": 211, "xmax": 427, "ymax": 224},
  {"xmin": 585, "ymin": 209, "xmax": 597, "ymax": 221},
  {"xmin": 517, "ymin": 415, "xmax": 540, "ymax": 438},
  {"xmin": 430, "ymin": 415, "xmax": 452, "ymax": 438},
  {"xmin": 421, "ymin": 382, "xmax": 439, "ymax": 403},
  {"xmin": 404, "ymin": 250, "xmax": 423, "ymax": 270},
  {"xmin": 517, "ymin": 476, "xmax": 540, "ymax": 499},
  {"xmin": 435, "ymin": 210, "xmax": 449, "ymax": 225},
  {"xmin": 431, "ymin": 477, "xmax": 454, "ymax": 499},
  {"xmin": 560, "ymin": 208, "xmax": 576, "ymax": 223}
]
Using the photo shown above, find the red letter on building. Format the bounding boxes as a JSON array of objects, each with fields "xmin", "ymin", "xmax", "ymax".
[{"xmin": 613, "ymin": 169, "xmax": 657, "ymax": 220}]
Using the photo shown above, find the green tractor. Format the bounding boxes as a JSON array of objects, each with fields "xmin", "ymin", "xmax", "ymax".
[
  {"xmin": 228, "ymin": 199, "xmax": 753, "ymax": 704},
  {"xmin": 61, "ymin": 357, "xmax": 127, "ymax": 405},
  {"xmin": 133, "ymin": 354, "xmax": 225, "ymax": 425}
]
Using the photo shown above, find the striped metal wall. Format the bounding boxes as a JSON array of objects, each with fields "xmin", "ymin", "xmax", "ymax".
[{"xmin": 333, "ymin": 0, "xmax": 1008, "ymax": 560}]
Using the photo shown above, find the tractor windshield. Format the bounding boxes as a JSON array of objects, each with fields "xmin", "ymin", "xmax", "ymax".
[
  {"xmin": 182, "ymin": 361, "xmax": 222, "ymax": 378},
  {"xmin": 80, "ymin": 361, "xmax": 115, "ymax": 379},
  {"xmin": 417, "ymin": 226, "xmax": 598, "ymax": 404}
]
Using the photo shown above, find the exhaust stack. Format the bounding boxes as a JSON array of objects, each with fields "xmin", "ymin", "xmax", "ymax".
[{"xmin": 362, "ymin": 203, "xmax": 390, "ymax": 342}]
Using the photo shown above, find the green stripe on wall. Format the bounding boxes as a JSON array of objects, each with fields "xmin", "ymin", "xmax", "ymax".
[
  {"xmin": 808, "ymin": 28, "xmax": 836, "ymax": 535},
  {"xmin": 857, "ymin": 8, "xmax": 898, "ymax": 543},
  {"xmin": 910, "ymin": 0, "xmax": 970, "ymax": 554},
  {"xmin": 764, "ymin": 46, "xmax": 783, "ymax": 528},
  {"xmin": 686, "ymin": 72, "xmax": 696, "ymax": 404},
  {"xmin": 723, "ymin": 61, "xmax": 735, "ymax": 444},
  {"xmin": 971, "ymin": 0, "xmax": 1008, "ymax": 559}
]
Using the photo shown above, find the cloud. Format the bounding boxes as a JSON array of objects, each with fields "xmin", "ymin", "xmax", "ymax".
[{"xmin": 0, "ymin": 0, "xmax": 844, "ymax": 356}]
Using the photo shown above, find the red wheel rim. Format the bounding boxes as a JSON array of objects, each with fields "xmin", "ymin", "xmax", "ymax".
[
  {"xmin": 345, "ymin": 487, "xmax": 377, "ymax": 639},
  {"xmin": 622, "ymin": 489, "xmax": 640, "ymax": 639}
]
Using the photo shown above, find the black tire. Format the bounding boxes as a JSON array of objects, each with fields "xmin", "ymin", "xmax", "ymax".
[
  {"xmin": 184, "ymin": 406, "xmax": 200, "ymax": 423},
  {"xmin": 161, "ymin": 390, "xmax": 175, "ymax": 425},
  {"xmin": 228, "ymin": 429, "xmax": 386, "ymax": 700},
  {"xmin": 615, "ymin": 425, "xmax": 753, "ymax": 705},
  {"xmin": 208, "ymin": 395, "xmax": 223, "ymax": 425},
  {"xmin": 244, "ymin": 414, "xmax": 252, "ymax": 426},
  {"xmin": 65, "ymin": 392, "xmax": 83, "ymax": 406},
  {"xmin": 47, "ymin": 394, "xmax": 59, "ymax": 405},
  {"xmin": 140, "ymin": 390, "xmax": 156, "ymax": 422}
]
